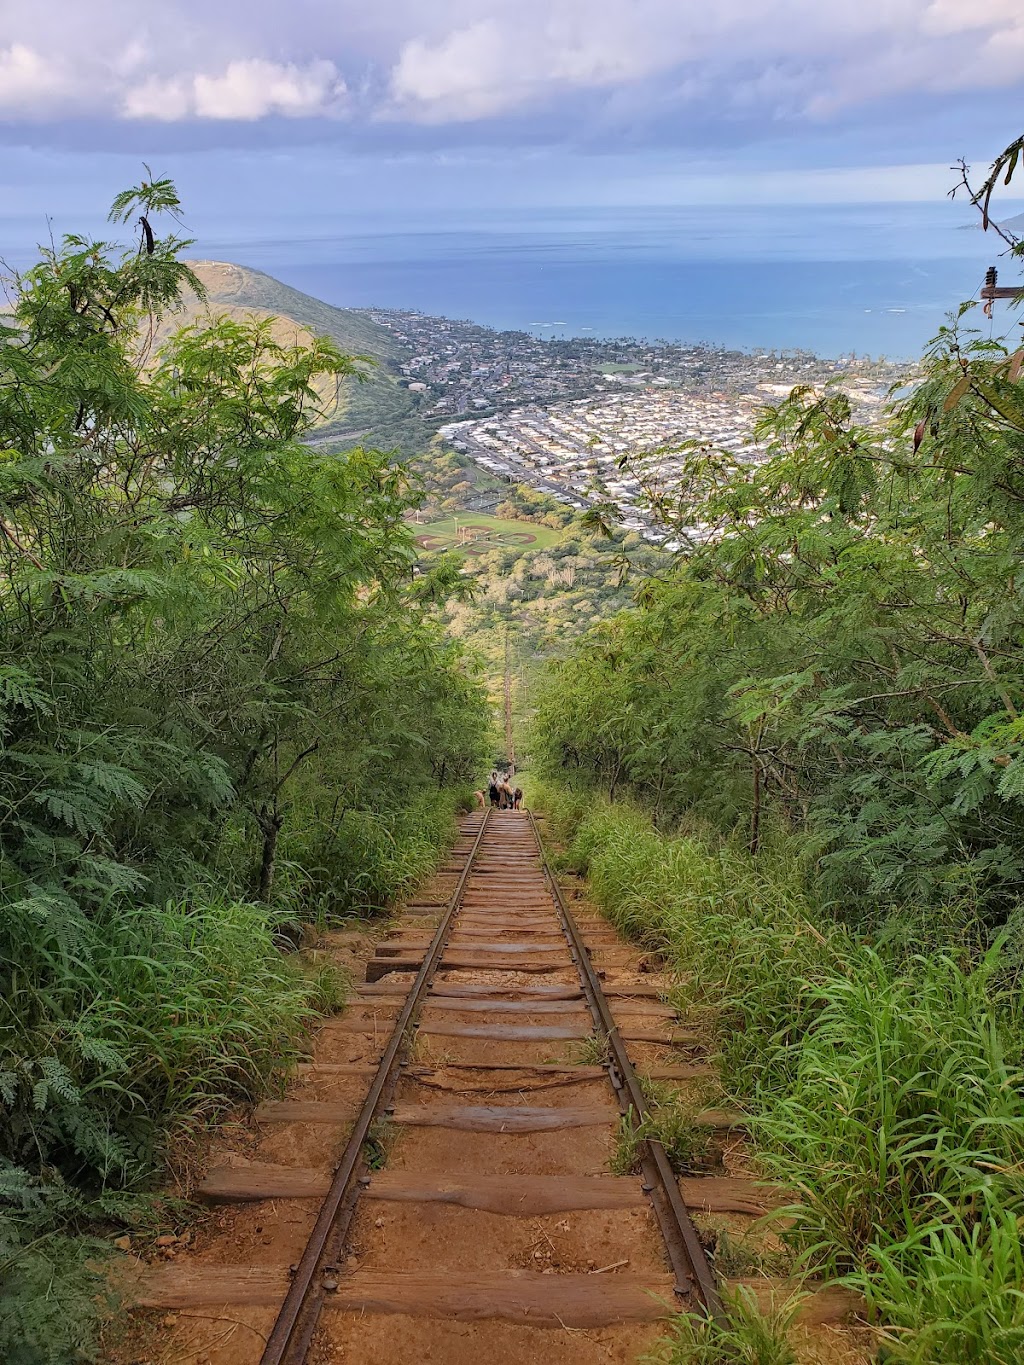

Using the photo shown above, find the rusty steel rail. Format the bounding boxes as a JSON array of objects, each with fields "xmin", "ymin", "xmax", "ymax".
[
  {"xmin": 528, "ymin": 810, "xmax": 724, "ymax": 1323},
  {"xmin": 259, "ymin": 808, "xmax": 491, "ymax": 1365}
]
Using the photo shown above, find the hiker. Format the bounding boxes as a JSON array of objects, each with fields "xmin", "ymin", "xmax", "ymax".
[
  {"xmin": 499, "ymin": 776, "xmax": 515, "ymax": 809},
  {"xmin": 487, "ymin": 771, "xmax": 501, "ymax": 808},
  {"xmin": 513, "ymin": 786, "xmax": 523, "ymax": 810}
]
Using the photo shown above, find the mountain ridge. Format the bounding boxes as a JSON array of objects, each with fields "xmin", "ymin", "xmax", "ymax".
[{"xmin": 177, "ymin": 261, "xmax": 418, "ymax": 442}]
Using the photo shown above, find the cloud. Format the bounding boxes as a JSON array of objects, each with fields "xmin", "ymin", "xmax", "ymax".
[
  {"xmin": 387, "ymin": 14, "xmax": 659, "ymax": 122},
  {"xmin": 0, "ymin": 45, "xmax": 83, "ymax": 115},
  {"xmin": 122, "ymin": 60, "xmax": 346, "ymax": 122},
  {"xmin": 382, "ymin": 1, "xmax": 1024, "ymax": 128},
  {"xmin": 0, "ymin": 0, "xmax": 1020, "ymax": 144}
]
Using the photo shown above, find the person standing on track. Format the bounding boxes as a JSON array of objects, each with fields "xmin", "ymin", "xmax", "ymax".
[{"xmin": 488, "ymin": 771, "xmax": 501, "ymax": 808}]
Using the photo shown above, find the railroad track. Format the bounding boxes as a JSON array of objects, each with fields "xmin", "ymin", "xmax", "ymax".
[{"xmin": 139, "ymin": 808, "xmax": 739, "ymax": 1364}]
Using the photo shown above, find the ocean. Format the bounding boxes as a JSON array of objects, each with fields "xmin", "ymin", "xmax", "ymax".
[
  {"xmin": 206, "ymin": 202, "xmax": 1024, "ymax": 361},
  {"xmin": 7, "ymin": 201, "xmax": 1024, "ymax": 360}
]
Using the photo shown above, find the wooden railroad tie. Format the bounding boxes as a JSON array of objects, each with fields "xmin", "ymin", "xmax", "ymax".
[
  {"xmin": 135, "ymin": 1264, "xmax": 861, "ymax": 1329},
  {"xmin": 252, "ymin": 1097, "xmax": 741, "ymax": 1130},
  {"xmin": 197, "ymin": 1165, "xmax": 780, "ymax": 1216}
]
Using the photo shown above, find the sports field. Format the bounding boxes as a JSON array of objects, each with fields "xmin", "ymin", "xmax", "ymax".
[{"xmin": 411, "ymin": 513, "xmax": 561, "ymax": 556}]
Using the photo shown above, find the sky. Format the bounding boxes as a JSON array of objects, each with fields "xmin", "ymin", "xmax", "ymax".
[{"xmin": 1, "ymin": 1, "xmax": 1023, "ymax": 238}]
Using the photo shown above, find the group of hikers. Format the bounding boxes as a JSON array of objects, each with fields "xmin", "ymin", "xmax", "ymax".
[{"xmin": 476, "ymin": 769, "xmax": 523, "ymax": 810}]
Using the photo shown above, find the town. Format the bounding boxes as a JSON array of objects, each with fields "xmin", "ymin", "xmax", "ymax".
[
  {"xmin": 439, "ymin": 390, "xmax": 771, "ymax": 534},
  {"xmin": 359, "ymin": 306, "xmax": 906, "ymax": 535},
  {"xmin": 364, "ymin": 305, "xmax": 904, "ymax": 415}
]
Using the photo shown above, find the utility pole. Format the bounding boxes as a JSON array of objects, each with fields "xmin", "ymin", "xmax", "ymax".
[{"xmin": 504, "ymin": 625, "xmax": 516, "ymax": 776}]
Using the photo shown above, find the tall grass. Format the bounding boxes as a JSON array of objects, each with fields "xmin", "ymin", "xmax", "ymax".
[
  {"xmin": 543, "ymin": 789, "xmax": 845, "ymax": 1096},
  {"xmin": 645, "ymin": 1287, "xmax": 800, "ymax": 1365},
  {"xmin": 276, "ymin": 787, "xmax": 469, "ymax": 917},
  {"xmin": 2, "ymin": 895, "xmax": 330, "ymax": 1181},
  {"xmin": 538, "ymin": 782, "xmax": 1024, "ymax": 1362},
  {"xmin": 757, "ymin": 947, "xmax": 1024, "ymax": 1275},
  {"xmin": 2, "ymin": 785, "xmax": 467, "ymax": 1360},
  {"xmin": 863, "ymin": 1207, "xmax": 1024, "ymax": 1364},
  {"xmin": 1, "ymin": 891, "xmax": 336, "ymax": 1362}
]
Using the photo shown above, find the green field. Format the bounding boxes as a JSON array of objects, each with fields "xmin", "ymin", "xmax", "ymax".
[{"xmin": 411, "ymin": 513, "xmax": 561, "ymax": 556}]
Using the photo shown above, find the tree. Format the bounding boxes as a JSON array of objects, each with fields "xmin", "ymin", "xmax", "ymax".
[
  {"xmin": 0, "ymin": 174, "xmax": 491, "ymax": 1319},
  {"xmin": 534, "ymin": 211, "xmax": 1024, "ymax": 912}
]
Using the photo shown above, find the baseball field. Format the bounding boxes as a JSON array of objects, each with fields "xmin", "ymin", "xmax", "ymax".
[{"xmin": 411, "ymin": 513, "xmax": 561, "ymax": 556}]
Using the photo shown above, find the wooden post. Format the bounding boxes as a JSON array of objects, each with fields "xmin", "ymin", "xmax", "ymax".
[{"xmin": 981, "ymin": 266, "xmax": 1024, "ymax": 302}]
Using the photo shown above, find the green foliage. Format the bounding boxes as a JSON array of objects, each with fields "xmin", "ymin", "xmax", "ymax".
[
  {"xmin": 0, "ymin": 177, "xmax": 490, "ymax": 1359},
  {"xmin": 756, "ymin": 946, "xmax": 1024, "ymax": 1276},
  {"xmin": 861, "ymin": 1206, "xmax": 1024, "ymax": 1364},
  {"xmin": 3, "ymin": 897, "xmax": 328, "ymax": 1178},
  {"xmin": 279, "ymin": 788, "xmax": 474, "ymax": 917},
  {"xmin": 549, "ymin": 792, "xmax": 1024, "ymax": 1363},
  {"xmin": 646, "ymin": 1288, "xmax": 800, "ymax": 1365},
  {"xmin": 543, "ymin": 792, "xmax": 842, "ymax": 1097},
  {"xmin": 611, "ymin": 1101, "xmax": 714, "ymax": 1177},
  {"xmin": 569, "ymin": 1033, "xmax": 610, "ymax": 1066},
  {"xmin": 0, "ymin": 1165, "xmax": 116, "ymax": 1365}
]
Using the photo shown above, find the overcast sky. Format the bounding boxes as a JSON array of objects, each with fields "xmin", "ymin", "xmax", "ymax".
[{"xmin": 1, "ymin": 1, "xmax": 1023, "ymax": 234}]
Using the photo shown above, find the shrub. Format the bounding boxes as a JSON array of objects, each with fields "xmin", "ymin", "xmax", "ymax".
[{"xmin": 543, "ymin": 788, "xmax": 1024, "ymax": 1362}]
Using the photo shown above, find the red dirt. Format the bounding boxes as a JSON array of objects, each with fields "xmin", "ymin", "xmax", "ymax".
[{"xmin": 107, "ymin": 812, "xmax": 871, "ymax": 1365}]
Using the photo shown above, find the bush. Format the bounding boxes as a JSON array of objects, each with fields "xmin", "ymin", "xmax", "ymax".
[
  {"xmin": 1, "ymin": 895, "xmax": 331, "ymax": 1184},
  {"xmin": 277, "ymin": 788, "xmax": 466, "ymax": 917},
  {"xmin": 542, "ymin": 787, "xmax": 1024, "ymax": 1362}
]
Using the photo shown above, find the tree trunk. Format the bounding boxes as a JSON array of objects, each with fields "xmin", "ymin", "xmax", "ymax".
[
  {"xmin": 256, "ymin": 806, "xmax": 284, "ymax": 901},
  {"xmin": 749, "ymin": 756, "xmax": 761, "ymax": 858},
  {"xmin": 608, "ymin": 756, "xmax": 622, "ymax": 803}
]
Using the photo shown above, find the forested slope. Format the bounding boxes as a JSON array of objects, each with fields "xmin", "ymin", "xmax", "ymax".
[
  {"xmin": 0, "ymin": 177, "xmax": 489, "ymax": 1361},
  {"xmin": 532, "ymin": 137, "xmax": 1024, "ymax": 1363},
  {"xmin": 172, "ymin": 260, "xmax": 420, "ymax": 444}
]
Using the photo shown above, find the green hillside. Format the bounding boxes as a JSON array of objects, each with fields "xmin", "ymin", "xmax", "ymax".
[{"xmin": 184, "ymin": 261, "xmax": 422, "ymax": 446}]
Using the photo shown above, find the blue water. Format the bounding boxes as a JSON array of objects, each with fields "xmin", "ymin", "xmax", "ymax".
[
  {"xmin": 273, "ymin": 255, "xmax": 976, "ymax": 359},
  {"xmin": 202, "ymin": 202, "xmax": 1023, "ymax": 360},
  {"xmin": 7, "ymin": 202, "xmax": 1023, "ymax": 360}
]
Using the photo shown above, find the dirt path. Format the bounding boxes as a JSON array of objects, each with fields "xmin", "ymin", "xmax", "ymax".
[{"xmin": 113, "ymin": 811, "xmax": 870, "ymax": 1365}]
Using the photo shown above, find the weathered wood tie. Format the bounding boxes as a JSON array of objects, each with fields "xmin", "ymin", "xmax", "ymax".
[
  {"xmin": 253, "ymin": 1096, "xmax": 736, "ymax": 1128},
  {"xmin": 413, "ymin": 1020, "xmax": 699, "ymax": 1044},
  {"xmin": 320, "ymin": 1270, "xmax": 675, "ymax": 1326},
  {"xmin": 367, "ymin": 955, "xmax": 573, "ymax": 980},
  {"xmin": 198, "ymin": 1163, "xmax": 782, "ymax": 1214},
  {"xmin": 389, "ymin": 1103, "xmax": 612, "ymax": 1132},
  {"xmin": 136, "ymin": 1263, "xmax": 860, "ymax": 1328}
]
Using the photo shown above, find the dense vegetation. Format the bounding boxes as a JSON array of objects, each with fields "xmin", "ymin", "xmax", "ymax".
[
  {"xmin": 176, "ymin": 260, "xmax": 424, "ymax": 450},
  {"xmin": 535, "ymin": 304, "xmax": 1024, "ymax": 915},
  {"xmin": 0, "ymin": 178, "xmax": 489, "ymax": 1362},
  {"xmin": 433, "ymin": 498, "xmax": 668, "ymax": 703},
  {"xmin": 533, "ymin": 145, "xmax": 1024, "ymax": 1361}
]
